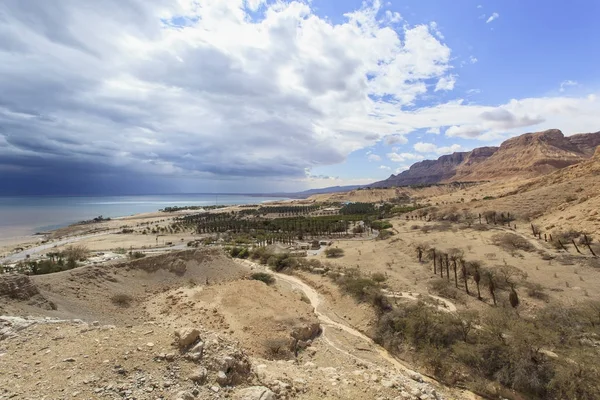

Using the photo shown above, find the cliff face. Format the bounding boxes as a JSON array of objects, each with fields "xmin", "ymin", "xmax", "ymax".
[
  {"xmin": 371, "ymin": 129, "xmax": 600, "ymax": 187},
  {"xmin": 371, "ymin": 152, "xmax": 471, "ymax": 188}
]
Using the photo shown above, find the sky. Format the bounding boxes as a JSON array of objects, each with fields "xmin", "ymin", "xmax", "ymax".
[{"xmin": 0, "ymin": 0, "xmax": 599, "ymax": 195}]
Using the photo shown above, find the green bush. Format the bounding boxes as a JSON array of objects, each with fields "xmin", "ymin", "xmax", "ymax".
[
  {"xmin": 325, "ymin": 247, "xmax": 344, "ymax": 258},
  {"xmin": 269, "ymin": 254, "xmax": 298, "ymax": 272},
  {"xmin": 371, "ymin": 220, "xmax": 393, "ymax": 230},
  {"xmin": 377, "ymin": 229, "xmax": 394, "ymax": 240},
  {"xmin": 250, "ymin": 272, "xmax": 275, "ymax": 285},
  {"xmin": 336, "ymin": 271, "xmax": 380, "ymax": 302},
  {"xmin": 129, "ymin": 251, "xmax": 146, "ymax": 259}
]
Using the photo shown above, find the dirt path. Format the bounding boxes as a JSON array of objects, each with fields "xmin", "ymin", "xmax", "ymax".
[
  {"xmin": 381, "ymin": 289, "xmax": 458, "ymax": 312},
  {"xmin": 234, "ymin": 259, "xmax": 480, "ymax": 400}
]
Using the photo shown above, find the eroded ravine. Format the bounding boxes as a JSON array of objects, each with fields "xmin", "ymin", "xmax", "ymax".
[{"xmin": 234, "ymin": 259, "xmax": 480, "ymax": 400}]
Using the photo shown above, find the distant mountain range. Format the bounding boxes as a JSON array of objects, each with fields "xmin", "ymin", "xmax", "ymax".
[{"xmin": 369, "ymin": 129, "xmax": 600, "ymax": 188}]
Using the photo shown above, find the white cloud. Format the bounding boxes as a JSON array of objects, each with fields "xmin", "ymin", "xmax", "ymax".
[
  {"xmin": 245, "ymin": 0, "xmax": 266, "ymax": 11},
  {"xmin": 368, "ymin": 154, "xmax": 382, "ymax": 162},
  {"xmin": 385, "ymin": 135, "xmax": 409, "ymax": 145},
  {"xmin": 429, "ymin": 21, "xmax": 444, "ymax": 40},
  {"xmin": 413, "ymin": 142, "xmax": 462, "ymax": 154},
  {"xmin": 469, "ymin": 56, "xmax": 478, "ymax": 64},
  {"xmin": 435, "ymin": 75, "xmax": 456, "ymax": 91},
  {"xmin": 0, "ymin": 0, "xmax": 599, "ymax": 193},
  {"xmin": 559, "ymin": 80, "xmax": 578, "ymax": 92},
  {"xmin": 0, "ymin": 0, "xmax": 455, "ymax": 185},
  {"xmin": 477, "ymin": 5, "xmax": 483, "ymax": 9},
  {"xmin": 384, "ymin": 10, "xmax": 402, "ymax": 23},
  {"xmin": 413, "ymin": 142, "xmax": 438, "ymax": 153},
  {"xmin": 446, "ymin": 125, "xmax": 487, "ymax": 138},
  {"xmin": 387, "ymin": 152, "xmax": 423, "ymax": 163},
  {"xmin": 426, "ymin": 127, "xmax": 441, "ymax": 134},
  {"xmin": 395, "ymin": 166, "xmax": 410, "ymax": 174},
  {"xmin": 486, "ymin": 12, "xmax": 499, "ymax": 23},
  {"xmin": 379, "ymin": 165, "xmax": 391, "ymax": 170}
]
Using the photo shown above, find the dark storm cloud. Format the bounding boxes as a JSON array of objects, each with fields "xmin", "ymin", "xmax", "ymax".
[{"xmin": 0, "ymin": 1, "xmax": 465, "ymax": 194}]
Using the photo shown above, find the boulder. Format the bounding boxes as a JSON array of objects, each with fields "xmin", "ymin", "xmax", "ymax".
[
  {"xmin": 216, "ymin": 371, "xmax": 229, "ymax": 386},
  {"xmin": 174, "ymin": 391, "xmax": 195, "ymax": 400},
  {"xmin": 174, "ymin": 328, "xmax": 200, "ymax": 348},
  {"xmin": 233, "ymin": 386, "xmax": 275, "ymax": 400},
  {"xmin": 291, "ymin": 322, "xmax": 322, "ymax": 341},
  {"xmin": 189, "ymin": 367, "xmax": 208, "ymax": 383}
]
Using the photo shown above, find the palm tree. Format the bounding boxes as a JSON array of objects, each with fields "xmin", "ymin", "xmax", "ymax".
[
  {"xmin": 473, "ymin": 266, "xmax": 482, "ymax": 300},
  {"xmin": 461, "ymin": 259, "xmax": 469, "ymax": 295},
  {"xmin": 445, "ymin": 253, "xmax": 450, "ymax": 282},
  {"xmin": 487, "ymin": 272, "xmax": 497, "ymax": 306},
  {"xmin": 509, "ymin": 285, "xmax": 520, "ymax": 309}
]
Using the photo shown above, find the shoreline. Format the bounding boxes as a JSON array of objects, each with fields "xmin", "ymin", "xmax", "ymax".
[
  {"xmin": 0, "ymin": 198, "xmax": 306, "ymax": 263},
  {"xmin": 0, "ymin": 195, "xmax": 298, "ymax": 246}
]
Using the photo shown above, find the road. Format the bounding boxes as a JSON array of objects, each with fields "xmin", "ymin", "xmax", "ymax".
[{"xmin": 0, "ymin": 232, "xmax": 114, "ymax": 264}]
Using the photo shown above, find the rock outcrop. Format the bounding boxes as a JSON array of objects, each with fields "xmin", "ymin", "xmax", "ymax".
[
  {"xmin": 0, "ymin": 274, "xmax": 56, "ymax": 310},
  {"xmin": 233, "ymin": 386, "xmax": 276, "ymax": 400},
  {"xmin": 371, "ymin": 129, "xmax": 600, "ymax": 187}
]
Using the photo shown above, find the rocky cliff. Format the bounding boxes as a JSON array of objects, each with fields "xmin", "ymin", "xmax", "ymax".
[{"xmin": 371, "ymin": 129, "xmax": 600, "ymax": 187}]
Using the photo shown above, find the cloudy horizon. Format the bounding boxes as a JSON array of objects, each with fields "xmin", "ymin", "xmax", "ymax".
[{"xmin": 1, "ymin": 0, "xmax": 599, "ymax": 195}]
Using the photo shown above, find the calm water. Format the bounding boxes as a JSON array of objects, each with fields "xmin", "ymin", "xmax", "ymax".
[{"xmin": 0, "ymin": 194, "xmax": 288, "ymax": 239}]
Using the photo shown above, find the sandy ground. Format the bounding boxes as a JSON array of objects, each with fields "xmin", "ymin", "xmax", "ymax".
[
  {"xmin": 0, "ymin": 248, "xmax": 471, "ymax": 400},
  {"xmin": 313, "ymin": 218, "xmax": 599, "ymax": 312}
]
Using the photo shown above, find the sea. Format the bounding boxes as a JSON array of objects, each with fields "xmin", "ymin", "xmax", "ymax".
[{"xmin": 0, "ymin": 194, "xmax": 289, "ymax": 240}]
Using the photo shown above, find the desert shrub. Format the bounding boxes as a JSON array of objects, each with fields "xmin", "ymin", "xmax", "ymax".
[
  {"xmin": 375, "ymin": 302, "xmax": 462, "ymax": 352},
  {"xmin": 553, "ymin": 229, "xmax": 584, "ymax": 243},
  {"xmin": 336, "ymin": 271, "xmax": 380, "ymax": 302},
  {"xmin": 491, "ymin": 233, "xmax": 534, "ymax": 252},
  {"xmin": 250, "ymin": 272, "xmax": 275, "ymax": 285},
  {"xmin": 377, "ymin": 294, "xmax": 600, "ymax": 400},
  {"xmin": 264, "ymin": 337, "xmax": 292, "ymax": 360},
  {"xmin": 371, "ymin": 220, "xmax": 393, "ymax": 230},
  {"xmin": 430, "ymin": 278, "xmax": 462, "ymax": 300},
  {"xmin": 377, "ymin": 229, "xmax": 394, "ymax": 240},
  {"xmin": 249, "ymin": 247, "xmax": 273, "ymax": 264},
  {"xmin": 410, "ymin": 224, "xmax": 420, "ymax": 230},
  {"xmin": 325, "ymin": 247, "xmax": 344, "ymax": 258},
  {"xmin": 430, "ymin": 222, "xmax": 453, "ymax": 232},
  {"xmin": 128, "ymin": 251, "xmax": 146, "ymax": 259},
  {"xmin": 525, "ymin": 283, "xmax": 549, "ymax": 301},
  {"xmin": 352, "ymin": 225, "xmax": 365, "ymax": 234},
  {"xmin": 111, "ymin": 293, "xmax": 133, "ymax": 307},
  {"xmin": 494, "ymin": 264, "xmax": 527, "ymax": 289},
  {"xmin": 482, "ymin": 196, "xmax": 495, "ymax": 200},
  {"xmin": 548, "ymin": 358, "xmax": 600, "ymax": 400},
  {"xmin": 371, "ymin": 272, "xmax": 387, "ymax": 283},
  {"xmin": 229, "ymin": 246, "xmax": 249, "ymax": 258},
  {"xmin": 62, "ymin": 245, "xmax": 90, "ymax": 261},
  {"xmin": 269, "ymin": 254, "xmax": 299, "ymax": 272},
  {"xmin": 29, "ymin": 258, "xmax": 77, "ymax": 275},
  {"xmin": 587, "ymin": 257, "xmax": 600, "ymax": 269}
]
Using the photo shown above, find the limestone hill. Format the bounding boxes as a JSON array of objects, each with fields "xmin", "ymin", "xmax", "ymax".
[{"xmin": 371, "ymin": 129, "xmax": 600, "ymax": 187}]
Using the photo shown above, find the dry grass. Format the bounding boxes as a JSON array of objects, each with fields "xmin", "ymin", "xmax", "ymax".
[
  {"xmin": 491, "ymin": 233, "xmax": 534, "ymax": 253},
  {"xmin": 111, "ymin": 293, "xmax": 134, "ymax": 307}
]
